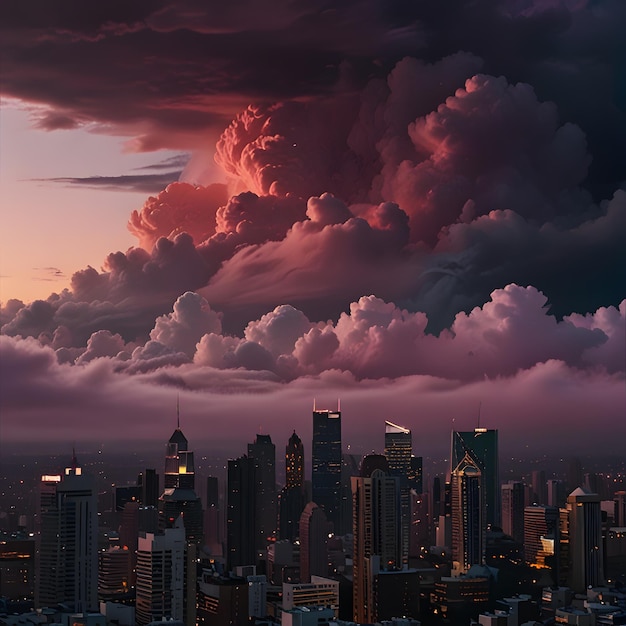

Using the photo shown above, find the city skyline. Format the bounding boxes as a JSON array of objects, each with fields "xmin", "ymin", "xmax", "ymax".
[{"xmin": 1, "ymin": 1, "xmax": 625, "ymax": 456}]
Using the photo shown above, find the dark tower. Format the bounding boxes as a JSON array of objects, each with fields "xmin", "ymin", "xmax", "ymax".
[
  {"xmin": 247, "ymin": 434, "xmax": 277, "ymax": 553},
  {"xmin": 312, "ymin": 407, "xmax": 342, "ymax": 531},
  {"xmin": 451, "ymin": 428, "xmax": 500, "ymax": 528},
  {"xmin": 227, "ymin": 455, "xmax": 256, "ymax": 571},
  {"xmin": 285, "ymin": 431, "xmax": 304, "ymax": 488},
  {"xmin": 279, "ymin": 431, "xmax": 306, "ymax": 542}
]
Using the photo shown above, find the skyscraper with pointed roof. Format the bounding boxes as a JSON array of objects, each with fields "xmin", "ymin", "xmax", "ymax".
[
  {"xmin": 451, "ymin": 428, "xmax": 500, "ymax": 528},
  {"xmin": 451, "ymin": 451, "xmax": 485, "ymax": 573},
  {"xmin": 159, "ymin": 407, "xmax": 203, "ymax": 545}
]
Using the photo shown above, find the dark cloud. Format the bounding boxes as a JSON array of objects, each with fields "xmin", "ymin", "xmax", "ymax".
[{"xmin": 31, "ymin": 172, "xmax": 184, "ymax": 194}]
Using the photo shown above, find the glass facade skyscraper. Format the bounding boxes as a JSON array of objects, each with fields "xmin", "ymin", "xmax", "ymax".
[
  {"xmin": 451, "ymin": 428, "xmax": 500, "ymax": 527},
  {"xmin": 312, "ymin": 409, "xmax": 342, "ymax": 531}
]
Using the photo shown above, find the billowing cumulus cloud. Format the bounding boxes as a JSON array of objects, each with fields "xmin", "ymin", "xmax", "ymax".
[{"xmin": 1, "ymin": 1, "xmax": 625, "ymax": 455}]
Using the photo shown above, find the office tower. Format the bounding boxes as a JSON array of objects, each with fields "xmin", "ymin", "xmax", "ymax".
[
  {"xmin": 451, "ymin": 428, "xmax": 500, "ymax": 527},
  {"xmin": 451, "ymin": 451, "xmax": 484, "ymax": 573},
  {"xmin": 98, "ymin": 546, "xmax": 130, "ymax": 599},
  {"xmin": 531, "ymin": 470, "xmax": 547, "ymax": 505},
  {"xmin": 384, "ymin": 421, "xmax": 412, "ymax": 476},
  {"xmin": 36, "ymin": 454, "xmax": 97, "ymax": 611},
  {"xmin": 286, "ymin": 431, "xmax": 305, "ymax": 488},
  {"xmin": 205, "ymin": 476, "xmax": 222, "ymax": 553},
  {"xmin": 138, "ymin": 468, "xmax": 159, "ymax": 507},
  {"xmin": 159, "ymin": 425, "xmax": 203, "ymax": 544},
  {"xmin": 312, "ymin": 408, "xmax": 342, "ymax": 532},
  {"xmin": 207, "ymin": 476, "xmax": 219, "ymax": 507},
  {"xmin": 227, "ymin": 455, "xmax": 256, "ymax": 570},
  {"xmin": 197, "ymin": 568, "xmax": 249, "ymax": 626},
  {"xmin": 279, "ymin": 431, "xmax": 306, "ymax": 542},
  {"xmin": 0, "ymin": 536, "xmax": 35, "ymax": 601},
  {"xmin": 567, "ymin": 457, "xmax": 583, "ymax": 492},
  {"xmin": 501, "ymin": 481, "xmax": 525, "ymax": 544},
  {"xmin": 408, "ymin": 456, "xmax": 423, "ymax": 494},
  {"xmin": 299, "ymin": 502, "xmax": 329, "ymax": 582},
  {"xmin": 135, "ymin": 518, "xmax": 185, "ymax": 626},
  {"xmin": 352, "ymin": 454, "xmax": 402, "ymax": 624},
  {"xmin": 524, "ymin": 505, "xmax": 560, "ymax": 585},
  {"xmin": 547, "ymin": 479, "xmax": 565, "ymax": 508},
  {"xmin": 615, "ymin": 491, "xmax": 626, "ymax": 527},
  {"xmin": 384, "ymin": 420, "xmax": 412, "ymax": 564},
  {"xmin": 248, "ymin": 434, "xmax": 277, "ymax": 551},
  {"xmin": 567, "ymin": 487, "xmax": 604, "ymax": 592}
]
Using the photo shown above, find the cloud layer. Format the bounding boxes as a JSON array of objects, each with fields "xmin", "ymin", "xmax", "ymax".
[{"xmin": 1, "ymin": 1, "xmax": 625, "ymax": 454}]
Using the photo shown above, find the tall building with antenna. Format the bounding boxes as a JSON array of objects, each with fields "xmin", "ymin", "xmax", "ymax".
[
  {"xmin": 312, "ymin": 403, "xmax": 342, "ymax": 532},
  {"xmin": 159, "ymin": 401, "xmax": 203, "ymax": 545},
  {"xmin": 36, "ymin": 452, "xmax": 98, "ymax": 611}
]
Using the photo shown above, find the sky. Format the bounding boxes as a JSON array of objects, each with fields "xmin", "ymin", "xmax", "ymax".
[{"xmin": 1, "ymin": 0, "xmax": 625, "ymax": 462}]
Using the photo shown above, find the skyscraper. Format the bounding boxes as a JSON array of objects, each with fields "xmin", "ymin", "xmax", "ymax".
[
  {"xmin": 501, "ymin": 481, "xmax": 525, "ymax": 544},
  {"xmin": 227, "ymin": 455, "xmax": 256, "ymax": 571},
  {"xmin": 312, "ymin": 408, "xmax": 342, "ymax": 531},
  {"xmin": 135, "ymin": 517, "xmax": 186, "ymax": 626},
  {"xmin": 384, "ymin": 421, "xmax": 412, "ymax": 477},
  {"xmin": 248, "ymin": 434, "xmax": 277, "ymax": 552},
  {"xmin": 279, "ymin": 431, "xmax": 305, "ymax": 542},
  {"xmin": 451, "ymin": 451, "xmax": 484, "ymax": 573},
  {"xmin": 567, "ymin": 487, "xmax": 604, "ymax": 592},
  {"xmin": 285, "ymin": 431, "xmax": 304, "ymax": 489},
  {"xmin": 451, "ymin": 428, "xmax": 500, "ymax": 527},
  {"xmin": 299, "ymin": 502, "xmax": 329, "ymax": 582},
  {"xmin": 352, "ymin": 454, "xmax": 402, "ymax": 624},
  {"xmin": 384, "ymin": 420, "xmax": 412, "ymax": 565},
  {"xmin": 36, "ymin": 453, "xmax": 97, "ymax": 611},
  {"xmin": 159, "ymin": 425, "xmax": 203, "ymax": 545}
]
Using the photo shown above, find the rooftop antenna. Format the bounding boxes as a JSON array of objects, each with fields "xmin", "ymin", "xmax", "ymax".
[
  {"xmin": 337, "ymin": 398, "xmax": 341, "ymax": 412},
  {"xmin": 477, "ymin": 401, "xmax": 482, "ymax": 429},
  {"xmin": 313, "ymin": 398, "xmax": 316, "ymax": 411},
  {"xmin": 177, "ymin": 393, "xmax": 180, "ymax": 429}
]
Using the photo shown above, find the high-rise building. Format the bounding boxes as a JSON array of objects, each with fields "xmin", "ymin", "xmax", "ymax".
[
  {"xmin": 531, "ymin": 470, "xmax": 547, "ymax": 506},
  {"xmin": 98, "ymin": 547, "xmax": 131, "ymax": 599},
  {"xmin": 614, "ymin": 491, "xmax": 626, "ymax": 527},
  {"xmin": 451, "ymin": 428, "xmax": 500, "ymax": 528},
  {"xmin": 384, "ymin": 421, "xmax": 412, "ymax": 477},
  {"xmin": 501, "ymin": 481, "xmax": 525, "ymax": 544},
  {"xmin": 299, "ymin": 502, "xmax": 329, "ymax": 582},
  {"xmin": 135, "ymin": 517, "xmax": 186, "ymax": 626},
  {"xmin": 384, "ymin": 420, "xmax": 412, "ymax": 566},
  {"xmin": 312, "ymin": 409, "xmax": 342, "ymax": 531},
  {"xmin": 547, "ymin": 479, "xmax": 565, "ymax": 508},
  {"xmin": 36, "ymin": 454, "xmax": 98, "ymax": 611},
  {"xmin": 408, "ymin": 456, "xmax": 423, "ymax": 494},
  {"xmin": 159, "ymin": 426, "xmax": 203, "ymax": 545},
  {"xmin": 352, "ymin": 454, "xmax": 402, "ymax": 624},
  {"xmin": 523, "ymin": 505, "xmax": 559, "ymax": 568},
  {"xmin": 248, "ymin": 434, "xmax": 277, "ymax": 552},
  {"xmin": 567, "ymin": 487, "xmax": 604, "ymax": 592},
  {"xmin": 451, "ymin": 451, "xmax": 484, "ymax": 573},
  {"xmin": 279, "ymin": 431, "xmax": 306, "ymax": 543},
  {"xmin": 227, "ymin": 455, "xmax": 256, "ymax": 571},
  {"xmin": 286, "ymin": 431, "xmax": 304, "ymax": 489},
  {"xmin": 138, "ymin": 469, "xmax": 159, "ymax": 507}
]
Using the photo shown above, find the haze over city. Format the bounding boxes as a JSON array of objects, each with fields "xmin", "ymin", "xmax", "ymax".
[{"xmin": 0, "ymin": 0, "xmax": 625, "ymax": 457}]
